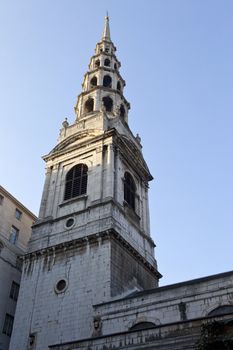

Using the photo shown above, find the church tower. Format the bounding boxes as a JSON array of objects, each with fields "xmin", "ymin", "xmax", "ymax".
[{"xmin": 10, "ymin": 17, "xmax": 161, "ymax": 350}]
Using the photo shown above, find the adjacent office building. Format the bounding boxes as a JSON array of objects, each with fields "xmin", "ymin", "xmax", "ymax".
[{"xmin": 0, "ymin": 186, "xmax": 36, "ymax": 350}]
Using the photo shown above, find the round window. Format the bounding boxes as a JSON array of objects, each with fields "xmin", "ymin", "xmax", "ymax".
[
  {"xmin": 65, "ymin": 217, "xmax": 75, "ymax": 229},
  {"xmin": 55, "ymin": 279, "xmax": 68, "ymax": 294}
]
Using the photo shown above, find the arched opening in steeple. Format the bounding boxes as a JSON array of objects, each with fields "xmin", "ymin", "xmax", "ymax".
[
  {"xmin": 117, "ymin": 81, "xmax": 121, "ymax": 92},
  {"xmin": 120, "ymin": 104, "xmax": 125, "ymax": 118},
  {"xmin": 102, "ymin": 96, "xmax": 113, "ymax": 112},
  {"xmin": 114, "ymin": 63, "xmax": 117, "ymax": 70},
  {"xmin": 90, "ymin": 76, "xmax": 97, "ymax": 88},
  {"xmin": 95, "ymin": 59, "xmax": 100, "ymax": 67},
  {"xmin": 84, "ymin": 98, "xmax": 94, "ymax": 113},
  {"xmin": 64, "ymin": 164, "xmax": 88, "ymax": 201},
  {"xmin": 124, "ymin": 172, "xmax": 136, "ymax": 210},
  {"xmin": 103, "ymin": 75, "xmax": 112, "ymax": 88},
  {"xmin": 104, "ymin": 58, "xmax": 110, "ymax": 67}
]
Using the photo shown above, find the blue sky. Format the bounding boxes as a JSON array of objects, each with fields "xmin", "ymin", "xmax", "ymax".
[{"xmin": 0, "ymin": 0, "xmax": 233, "ymax": 286}]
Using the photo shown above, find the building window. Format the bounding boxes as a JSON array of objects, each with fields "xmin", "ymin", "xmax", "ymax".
[
  {"xmin": 95, "ymin": 59, "xmax": 100, "ymax": 67},
  {"xmin": 90, "ymin": 76, "xmax": 97, "ymax": 88},
  {"xmin": 84, "ymin": 98, "xmax": 94, "ymax": 113},
  {"xmin": 0, "ymin": 241, "xmax": 3, "ymax": 253},
  {"xmin": 64, "ymin": 164, "xmax": 88, "ymax": 201},
  {"xmin": 103, "ymin": 75, "xmax": 112, "ymax": 88},
  {"xmin": 120, "ymin": 104, "xmax": 125, "ymax": 118},
  {"xmin": 10, "ymin": 281, "xmax": 20, "ymax": 301},
  {"xmin": 9, "ymin": 226, "xmax": 19, "ymax": 245},
  {"xmin": 0, "ymin": 194, "xmax": 4, "ymax": 205},
  {"xmin": 55, "ymin": 279, "xmax": 68, "ymax": 294},
  {"xmin": 117, "ymin": 81, "xmax": 121, "ymax": 91},
  {"xmin": 2, "ymin": 313, "xmax": 14, "ymax": 337},
  {"xmin": 104, "ymin": 58, "xmax": 110, "ymax": 67},
  {"xmin": 124, "ymin": 172, "xmax": 136, "ymax": 210},
  {"xmin": 15, "ymin": 208, "xmax": 22, "ymax": 220},
  {"xmin": 102, "ymin": 96, "xmax": 113, "ymax": 112}
]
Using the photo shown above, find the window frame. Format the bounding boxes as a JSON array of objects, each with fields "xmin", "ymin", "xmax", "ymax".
[
  {"xmin": 64, "ymin": 163, "xmax": 88, "ymax": 201},
  {"xmin": 9, "ymin": 226, "xmax": 19, "ymax": 245},
  {"xmin": 9, "ymin": 281, "xmax": 20, "ymax": 302},
  {"xmin": 2, "ymin": 313, "xmax": 14, "ymax": 337},
  {"xmin": 15, "ymin": 208, "xmax": 22, "ymax": 220},
  {"xmin": 124, "ymin": 172, "xmax": 136, "ymax": 211}
]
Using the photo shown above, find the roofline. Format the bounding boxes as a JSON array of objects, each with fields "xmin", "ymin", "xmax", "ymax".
[
  {"xmin": 0, "ymin": 185, "xmax": 37, "ymax": 220},
  {"xmin": 94, "ymin": 270, "xmax": 233, "ymax": 307}
]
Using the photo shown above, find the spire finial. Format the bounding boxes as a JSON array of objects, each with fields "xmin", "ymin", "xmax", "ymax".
[{"xmin": 102, "ymin": 13, "xmax": 111, "ymax": 41}]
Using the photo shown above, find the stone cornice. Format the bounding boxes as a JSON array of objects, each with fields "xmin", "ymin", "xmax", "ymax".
[{"xmin": 22, "ymin": 228, "xmax": 161, "ymax": 278}]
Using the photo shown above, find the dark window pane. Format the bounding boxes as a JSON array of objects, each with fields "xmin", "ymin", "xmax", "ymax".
[
  {"xmin": 124, "ymin": 172, "xmax": 136, "ymax": 210},
  {"xmin": 64, "ymin": 164, "xmax": 88, "ymax": 200},
  {"xmin": 2, "ymin": 314, "xmax": 14, "ymax": 337}
]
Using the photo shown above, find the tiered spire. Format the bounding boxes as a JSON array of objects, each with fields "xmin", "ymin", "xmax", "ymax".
[{"xmin": 74, "ymin": 16, "xmax": 130, "ymax": 124}]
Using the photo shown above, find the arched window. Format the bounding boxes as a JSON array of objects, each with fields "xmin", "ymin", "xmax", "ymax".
[
  {"xmin": 124, "ymin": 172, "xmax": 136, "ymax": 210},
  {"xmin": 0, "ymin": 241, "xmax": 3, "ymax": 254},
  {"xmin": 117, "ymin": 81, "xmax": 121, "ymax": 91},
  {"xmin": 114, "ymin": 63, "xmax": 117, "ymax": 70},
  {"xmin": 102, "ymin": 96, "xmax": 113, "ymax": 112},
  {"xmin": 103, "ymin": 75, "xmax": 112, "ymax": 88},
  {"xmin": 208, "ymin": 305, "xmax": 233, "ymax": 317},
  {"xmin": 120, "ymin": 104, "xmax": 125, "ymax": 118},
  {"xmin": 130, "ymin": 322, "xmax": 156, "ymax": 331},
  {"xmin": 104, "ymin": 58, "xmax": 110, "ymax": 67},
  {"xmin": 64, "ymin": 164, "xmax": 88, "ymax": 200},
  {"xmin": 90, "ymin": 76, "xmax": 97, "ymax": 88},
  {"xmin": 95, "ymin": 59, "xmax": 100, "ymax": 67},
  {"xmin": 84, "ymin": 98, "xmax": 94, "ymax": 113}
]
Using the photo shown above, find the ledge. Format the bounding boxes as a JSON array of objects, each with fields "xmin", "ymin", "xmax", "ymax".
[{"xmin": 59, "ymin": 195, "xmax": 88, "ymax": 208}]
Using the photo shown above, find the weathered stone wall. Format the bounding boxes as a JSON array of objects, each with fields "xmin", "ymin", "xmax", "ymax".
[
  {"xmin": 93, "ymin": 271, "xmax": 233, "ymax": 336},
  {"xmin": 49, "ymin": 313, "xmax": 233, "ymax": 350},
  {"xmin": 10, "ymin": 238, "xmax": 111, "ymax": 350},
  {"xmin": 110, "ymin": 238, "xmax": 157, "ymax": 297}
]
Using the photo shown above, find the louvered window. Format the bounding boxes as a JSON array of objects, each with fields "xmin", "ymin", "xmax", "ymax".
[
  {"xmin": 124, "ymin": 172, "xmax": 136, "ymax": 210},
  {"xmin": 64, "ymin": 164, "xmax": 88, "ymax": 200}
]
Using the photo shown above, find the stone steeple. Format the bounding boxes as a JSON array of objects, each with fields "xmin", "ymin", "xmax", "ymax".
[
  {"xmin": 9, "ymin": 18, "xmax": 161, "ymax": 350},
  {"xmin": 74, "ymin": 16, "xmax": 130, "ymax": 124}
]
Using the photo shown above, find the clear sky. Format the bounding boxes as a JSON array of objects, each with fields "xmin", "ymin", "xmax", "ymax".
[{"xmin": 0, "ymin": 0, "xmax": 233, "ymax": 286}]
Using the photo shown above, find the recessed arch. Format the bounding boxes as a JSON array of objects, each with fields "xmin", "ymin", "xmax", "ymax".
[
  {"xmin": 102, "ymin": 96, "xmax": 113, "ymax": 112},
  {"xmin": 103, "ymin": 75, "xmax": 112, "ymax": 88},
  {"xmin": 117, "ymin": 81, "xmax": 121, "ymax": 91},
  {"xmin": 208, "ymin": 305, "xmax": 233, "ymax": 317},
  {"xmin": 104, "ymin": 58, "xmax": 110, "ymax": 67},
  {"xmin": 84, "ymin": 98, "xmax": 94, "ymax": 113},
  {"xmin": 90, "ymin": 76, "xmax": 97, "ymax": 88},
  {"xmin": 120, "ymin": 104, "xmax": 125, "ymax": 118},
  {"xmin": 129, "ymin": 321, "xmax": 156, "ymax": 331},
  {"xmin": 64, "ymin": 164, "xmax": 88, "ymax": 200},
  {"xmin": 95, "ymin": 59, "xmax": 100, "ymax": 68},
  {"xmin": 124, "ymin": 172, "xmax": 136, "ymax": 210}
]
